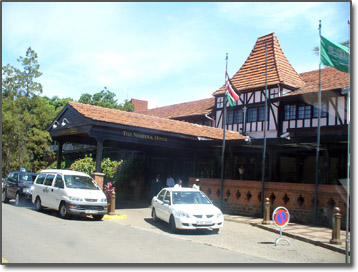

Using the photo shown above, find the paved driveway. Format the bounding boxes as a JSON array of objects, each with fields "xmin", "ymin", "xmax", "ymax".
[{"xmin": 111, "ymin": 202, "xmax": 346, "ymax": 263}]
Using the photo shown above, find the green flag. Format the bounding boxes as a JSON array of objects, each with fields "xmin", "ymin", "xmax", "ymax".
[{"xmin": 320, "ymin": 35, "xmax": 350, "ymax": 73}]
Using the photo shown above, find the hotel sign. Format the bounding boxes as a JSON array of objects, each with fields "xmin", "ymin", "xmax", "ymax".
[{"xmin": 122, "ymin": 131, "xmax": 168, "ymax": 142}]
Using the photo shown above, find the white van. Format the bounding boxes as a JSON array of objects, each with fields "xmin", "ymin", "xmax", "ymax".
[{"xmin": 32, "ymin": 169, "xmax": 108, "ymax": 220}]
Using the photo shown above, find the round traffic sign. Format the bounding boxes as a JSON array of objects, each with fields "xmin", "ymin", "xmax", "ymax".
[{"xmin": 272, "ymin": 207, "xmax": 290, "ymax": 228}]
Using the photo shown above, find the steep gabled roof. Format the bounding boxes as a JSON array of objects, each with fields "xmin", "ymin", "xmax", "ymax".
[
  {"xmin": 68, "ymin": 102, "xmax": 244, "ymax": 140},
  {"xmin": 214, "ymin": 33, "xmax": 305, "ymax": 95},
  {"xmin": 138, "ymin": 98, "xmax": 214, "ymax": 119}
]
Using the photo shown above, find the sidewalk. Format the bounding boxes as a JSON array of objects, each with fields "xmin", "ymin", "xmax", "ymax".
[{"xmin": 224, "ymin": 214, "xmax": 350, "ymax": 255}]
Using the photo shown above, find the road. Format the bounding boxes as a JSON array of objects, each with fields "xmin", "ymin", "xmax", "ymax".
[{"xmin": 2, "ymin": 200, "xmax": 346, "ymax": 264}]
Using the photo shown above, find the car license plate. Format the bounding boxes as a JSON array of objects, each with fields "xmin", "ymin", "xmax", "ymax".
[
  {"xmin": 85, "ymin": 210, "xmax": 98, "ymax": 214},
  {"xmin": 197, "ymin": 220, "xmax": 212, "ymax": 225}
]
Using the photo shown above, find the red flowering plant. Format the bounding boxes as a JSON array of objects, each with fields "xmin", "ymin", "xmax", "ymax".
[{"xmin": 104, "ymin": 182, "xmax": 116, "ymax": 202}]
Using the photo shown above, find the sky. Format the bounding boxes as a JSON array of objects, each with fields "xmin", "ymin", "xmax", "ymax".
[{"xmin": 2, "ymin": 1, "xmax": 351, "ymax": 109}]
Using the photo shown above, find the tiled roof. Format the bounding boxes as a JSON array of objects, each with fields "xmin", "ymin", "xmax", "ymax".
[
  {"xmin": 138, "ymin": 98, "xmax": 214, "ymax": 119},
  {"xmin": 214, "ymin": 33, "xmax": 305, "ymax": 95},
  {"xmin": 68, "ymin": 101, "xmax": 244, "ymax": 140},
  {"xmin": 284, "ymin": 67, "xmax": 349, "ymax": 97}
]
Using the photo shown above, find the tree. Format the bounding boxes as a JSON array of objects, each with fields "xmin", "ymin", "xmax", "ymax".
[
  {"xmin": 2, "ymin": 47, "xmax": 53, "ymax": 175},
  {"xmin": 78, "ymin": 87, "xmax": 134, "ymax": 112}
]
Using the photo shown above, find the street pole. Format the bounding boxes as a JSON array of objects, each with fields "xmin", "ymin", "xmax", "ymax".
[
  {"xmin": 260, "ymin": 41, "xmax": 268, "ymax": 218},
  {"xmin": 313, "ymin": 20, "xmax": 322, "ymax": 225},
  {"xmin": 220, "ymin": 53, "xmax": 228, "ymax": 210}
]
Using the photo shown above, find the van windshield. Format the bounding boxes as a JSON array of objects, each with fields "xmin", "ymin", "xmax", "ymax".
[{"xmin": 64, "ymin": 175, "xmax": 99, "ymax": 190}]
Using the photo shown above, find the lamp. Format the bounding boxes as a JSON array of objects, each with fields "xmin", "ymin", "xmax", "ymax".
[
  {"xmin": 61, "ymin": 118, "xmax": 70, "ymax": 127},
  {"xmin": 52, "ymin": 121, "xmax": 60, "ymax": 129},
  {"xmin": 244, "ymin": 135, "xmax": 251, "ymax": 142},
  {"xmin": 280, "ymin": 132, "xmax": 290, "ymax": 140}
]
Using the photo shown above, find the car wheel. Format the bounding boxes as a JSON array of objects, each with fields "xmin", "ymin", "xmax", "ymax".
[
  {"xmin": 35, "ymin": 197, "xmax": 42, "ymax": 211},
  {"xmin": 169, "ymin": 215, "xmax": 177, "ymax": 233},
  {"xmin": 59, "ymin": 202, "xmax": 71, "ymax": 219},
  {"xmin": 2, "ymin": 190, "xmax": 9, "ymax": 203},
  {"xmin": 15, "ymin": 193, "xmax": 21, "ymax": 206},
  {"xmin": 93, "ymin": 215, "xmax": 104, "ymax": 221},
  {"xmin": 152, "ymin": 208, "xmax": 158, "ymax": 222}
]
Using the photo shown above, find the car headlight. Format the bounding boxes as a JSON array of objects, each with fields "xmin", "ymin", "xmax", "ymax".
[
  {"xmin": 100, "ymin": 198, "xmax": 107, "ymax": 203},
  {"xmin": 217, "ymin": 212, "xmax": 223, "ymax": 218},
  {"xmin": 22, "ymin": 188, "xmax": 31, "ymax": 193},
  {"xmin": 175, "ymin": 210, "xmax": 190, "ymax": 218},
  {"xmin": 69, "ymin": 196, "xmax": 84, "ymax": 202}
]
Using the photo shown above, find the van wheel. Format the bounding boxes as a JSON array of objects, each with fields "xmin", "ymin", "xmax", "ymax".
[
  {"xmin": 2, "ymin": 190, "xmax": 9, "ymax": 203},
  {"xmin": 15, "ymin": 193, "xmax": 21, "ymax": 206},
  {"xmin": 35, "ymin": 197, "xmax": 42, "ymax": 211},
  {"xmin": 59, "ymin": 202, "xmax": 71, "ymax": 219},
  {"xmin": 93, "ymin": 215, "xmax": 104, "ymax": 221},
  {"xmin": 169, "ymin": 215, "xmax": 177, "ymax": 233}
]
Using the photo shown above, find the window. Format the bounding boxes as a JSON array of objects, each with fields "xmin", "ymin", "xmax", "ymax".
[
  {"xmin": 284, "ymin": 105, "xmax": 296, "ymax": 120},
  {"xmin": 298, "ymin": 105, "xmax": 311, "ymax": 119},
  {"xmin": 247, "ymin": 107, "xmax": 258, "ymax": 122},
  {"xmin": 44, "ymin": 174, "xmax": 55, "ymax": 186},
  {"xmin": 35, "ymin": 174, "xmax": 46, "ymax": 185},
  {"xmin": 258, "ymin": 107, "xmax": 266, "ymax": 121},
  {"xmin": 157, "ymin": 189, "xmax": 166, "ymax": 201},
  {"xmin": 217, "ymin": 97, "xmax": 224, "ymax": 108},
  {"xmin": 54, "ymin": 175, "xmax": 64, "ymax": 188},
  {"xmin": 313, "ymin": 102, "xmax": 327, "ymax": 118},
  {"xmin": 227, "ymin": 110, "xmax": 234, "ymax": 124},
  {"xmin": 164, "ymin": 191, "xmax": 171, "ymax": 204},
  {"xmin": 233, "ymin": 109, "xmax": 243, "ymax": 123},
  {"xmin": 247, "ymin": 107, "xmax": 265, "ymax": 122}
]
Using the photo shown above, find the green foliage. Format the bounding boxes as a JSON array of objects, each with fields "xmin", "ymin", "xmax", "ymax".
[
  {"xmin": 70, "ymin": 156, "xmax": 123, "ymax": 184},
  {"xmin": 2, "ymin": 47, "xmax": 53, "ymax": 175},
  {"xmin": 78, "ymin": 87, "xmax": 134, "ymax": 112},
  {"xmin": 101, "ymin": 157, "xmax": 123, "ymax": 183},
  {"xmin": 70, "ymin": 155, "xmax": 96, "ymax": 175}
]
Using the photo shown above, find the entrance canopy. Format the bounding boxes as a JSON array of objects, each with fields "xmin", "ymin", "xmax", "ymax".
[{"xmin": 48, "ymin": 102, "xmax": 245, "ymax": 171}]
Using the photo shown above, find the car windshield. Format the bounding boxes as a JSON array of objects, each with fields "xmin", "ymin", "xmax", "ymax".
[
  {"xmin": 172, "ymin": 191, "xmax": 211, "ymax": 205},
  {"xmin": 19, "ymin": 174, "xmax": 37, "ymax": 183},
  {"xmin": 64, "ymin": 175, "xmax": 99, "ymax": 190}
]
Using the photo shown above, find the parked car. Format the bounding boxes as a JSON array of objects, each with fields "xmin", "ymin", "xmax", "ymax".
[
  {"xmin": 2, "ymin": 171, "xmax": 38, "ymax": 206},
  {"xmin": 32, "ymin": 169, "xmax": 108, "ymax": 220},
  {"xmin": 151, "ymin": 187, "xmax": 224, "ymax": 233}
]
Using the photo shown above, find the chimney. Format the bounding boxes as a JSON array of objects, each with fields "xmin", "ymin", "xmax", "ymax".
[{"xmin": 130, "ymin": 99, "xmax": 148, "ymax": 112}]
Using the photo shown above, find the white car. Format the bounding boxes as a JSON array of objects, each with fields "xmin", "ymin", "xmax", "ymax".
[
  {"xmin": 32, "ymin": 169, "xmax": 108, "ymax": 220},
  {"xmin": 151, "ymin": 187, "xmax": 224, "ymax": 233}
]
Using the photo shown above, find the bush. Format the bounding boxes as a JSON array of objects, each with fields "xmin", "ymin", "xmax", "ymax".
[{"xmin": 70, "ymin": 155, "xmax": 95, "ymax": 175}]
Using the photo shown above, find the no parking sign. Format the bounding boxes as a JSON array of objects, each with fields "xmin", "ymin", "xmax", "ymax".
[
  {"xmin": 272, "ymin": 206, "xmax": 290, "ymax": 246},
  {"xmin": 273, "ymin": 207, "xmax": 290, "ymax": 228}
]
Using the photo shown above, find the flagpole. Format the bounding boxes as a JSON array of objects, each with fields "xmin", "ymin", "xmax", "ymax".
[
  {"xmin": 220, "ymin": 53, "xmax": 228, "ymax": 210},
  {"xmin": 345, "ymin": 19, "xmax": 350, "ymax": 264},
  {"xmin": 260, "ymin": 41, "xmax": 268, "ymax": 218},
  {"xmin": 313, "ymin": 20, "xmax": 322, "ymax": 225}
]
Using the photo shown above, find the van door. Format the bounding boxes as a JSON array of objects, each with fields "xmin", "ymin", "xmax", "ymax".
[
  {"xmin": 42, "ymin": 174, "xmax": 55, "ymax": 207},
  {"xmin": 51, "ymin": 174, "xmax": 65, "ymax": 210}
]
